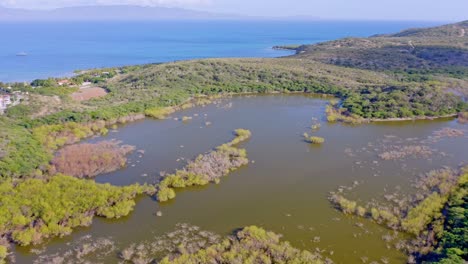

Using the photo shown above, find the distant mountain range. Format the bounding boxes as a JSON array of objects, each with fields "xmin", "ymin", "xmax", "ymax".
[{"xmin": 0, "ymin": 5, "xmax": 248, "ymax": 21}]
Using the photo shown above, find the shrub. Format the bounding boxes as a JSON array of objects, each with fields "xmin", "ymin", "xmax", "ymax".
[
  {"xmin": 309, "ymin": 136, "xmax": 325, "ymax": 144},
  {"xmin": 458, "ymin": 112, "xmax": 468, "ymax": 123},
  {"xmin": 0, "ymin": 245, "xmax": 7, "ymax": 263},
  {"xmin": 371, "ymin": 208, "xmax": 380, "ymax": 221},
  {"xmin": 157, "ymin": 187, "xmax": 176, "ymax": 202},
  {"xmin": 0, "ymin": 174, "xmax": 149, "ymax": 246},
  {"xmin": 311, "ymin": 124, "xmax": 321, "ymax": 130},
  {"xmin": 356, "ymin": 206, "xmax": 367, "ymax": 217},
  {"xmin": 230, "ymin": 129, "xmax": 252, "ymax": 145},
  {"xmin": 402, "ymin": 193, "xmax": 447, "ymax": 235},
  {"xmin": 144, "ymin": 107, "xmax": 174, "ymax": 119},
  {"xmin": 329, "ymin": 194, "xmax": 357, "ymax": 214},
  {"xmin": 181, "ymin": 116, "xmax": 192, "ymax": 122},
  {"xmin": 303, "ymin": 133, "xmax": 325, "ymax": 144}
]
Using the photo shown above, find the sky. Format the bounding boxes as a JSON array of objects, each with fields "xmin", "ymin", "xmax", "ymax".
[{"xmin": 0, "ymin": 0, "xmax": 467, "ymax": 21}]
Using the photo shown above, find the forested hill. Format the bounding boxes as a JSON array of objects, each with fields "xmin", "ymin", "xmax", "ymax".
[
  {"xmin": 293, "ymin": 20, "xmax": 468, "ymax": 73},
  {"xmin": 385, "ymin": 20, "xmax": 468, "ymax": 37}
]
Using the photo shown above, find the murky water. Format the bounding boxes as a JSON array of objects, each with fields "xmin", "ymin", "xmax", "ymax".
[{"xmin": 14, "ymin": 95, "xmax": 468, "ymax": 263}]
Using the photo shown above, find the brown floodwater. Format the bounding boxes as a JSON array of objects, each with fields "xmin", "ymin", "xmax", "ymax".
[{"xmin": 14, "ymin": 95, "xmax": 468, "ymax": 263}]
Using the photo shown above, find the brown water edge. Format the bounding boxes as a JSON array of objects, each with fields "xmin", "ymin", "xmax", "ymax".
[{"xmin": 13, "ymin": 94, "xmax": 468, "ymax": 264}]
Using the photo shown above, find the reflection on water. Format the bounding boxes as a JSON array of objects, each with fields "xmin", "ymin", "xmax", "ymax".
[{"xmin": 15, "ymin": 95, "xmax": 467, "ymax": 263}]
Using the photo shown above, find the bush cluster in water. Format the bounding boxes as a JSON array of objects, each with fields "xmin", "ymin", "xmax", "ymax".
[
  {"xmin": 303, "ymin": 132, "xmax": 325, "ymax": 144},
  {"xmin": 144, "ymin": 107, "xmax": 175, "ymax": 119},
  {"xmin": 50, "ymin": 140, "xmax": 135, "ymax": 178},
  {"xmin": 119, "ymin": 223, "xmax": 222, "ymax": 263},
  {"xmin": 33, "ymin": 224, "xmax": 332, "ymax": 264},
  {"xmin": 329, "ymin": 167, "xmax": 468, "ymax": 263},
  {"xmin": 157, "ymin": 129, "xmax": 251, "ymax": 202},
  {"xmin": 160, "ymin": 226, "xmax": 329, "ymax": 264}
]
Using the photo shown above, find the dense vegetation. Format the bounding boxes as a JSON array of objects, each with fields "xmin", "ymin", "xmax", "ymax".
[
  {"xmin": 0, "ymin": 175, "xmax": 151, "ymax": 246},
  {"xmin": 296, "ymin": 21, "xmax": 468, "ymax": 72},
  {"xmin": 459, "ymin": 112, "xmax": 468, "ymax": 123},
  {"xmin": 329, "ymin": 167, "xmax": 468, "ymax": 263},
  {"xmin": 157, "ymin": 129, "xmax": 251, "ymax": 202},
  {"xmin": 0, "ymin": 118, "xmax": 50, "ymax": 179},
  {"xmin": 160, "ymin": 226, "xmax": 328, "ymax": 264},
  {"xmin": 104, "ymin": 58, "xmax": 465, "ymax": 120},
  {"xmin": 0, "ymin": 120, "xmax": 112, "ymax": 180},
  {"xmin": 423, "ymin": 169, "xmax": 467, "ymax": 263}
]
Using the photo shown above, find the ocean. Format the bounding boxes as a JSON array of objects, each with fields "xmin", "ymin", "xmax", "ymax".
[{"xmin": 0, "ymin": 20, "xmax": 442, "ymax": 82}]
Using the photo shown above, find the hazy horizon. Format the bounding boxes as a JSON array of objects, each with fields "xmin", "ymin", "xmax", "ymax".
[{"xmin": 0, "ymin": 0, "xmax": 467, "ymax": 21}]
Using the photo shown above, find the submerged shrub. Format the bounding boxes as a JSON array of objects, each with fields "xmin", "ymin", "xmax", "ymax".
[
  {"xmin": 309, "ymin": 136, "xmax": 325, "ymax": 144},
  {"xmin": 329, "ymin": 167, "xmax": 468, "ymax": 263},
  {"xmin": 159, "ymin": 226, "xmax": 327, "ymax": 264},
  {"xmin": 371, "ymin": 208, "xmax": 381, "ymax": 222},
  {"xmin": 311, "ymin": 123, "xmax": 321, "ymax": 130},
  {"xmin": 303, "ymin": 132, "xmax": 325, "ymax": 144},
  {"xmin": 329, "ymin": 194, "xmax": 357, "ymax": 214},
  {"xmin": 378, "ymin": 145, "xmax": 433, "ymax": 160},
  {"xmin": 356, "ymin": 206, "xmax": 367, "ymax": 217},
  {"xmin": 458, "ymin": 111, "xmax": 468, "ymax": 123},
  {"xmin": 181, "ymin": 116, "xmax": 192, "ymax": 122},
  {"xmin": 116, "ymin": 223, "xmax": 221, "ymax": 263},
  {"xmin": 51, "ymin": 140, "xmax": 135, "ymax": 178}
]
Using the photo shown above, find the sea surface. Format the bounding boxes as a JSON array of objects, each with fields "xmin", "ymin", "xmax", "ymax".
[{"xmin": 0, "ymin": 20, "xmax": 443, "ymax": 82}]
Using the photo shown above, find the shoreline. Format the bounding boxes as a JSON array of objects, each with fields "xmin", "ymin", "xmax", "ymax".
[
  {"xmin": 120, "ymin": 92, "xmax": 462, "ymax": 126},
  {"xmin": 368, "ymin": 114, "xmax": 458, "ymax": 122}
]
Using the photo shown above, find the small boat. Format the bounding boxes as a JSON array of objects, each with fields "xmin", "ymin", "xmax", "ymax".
[{"xmin": 16, "ymin": 52, "xmax": 28, "ymax": 56}]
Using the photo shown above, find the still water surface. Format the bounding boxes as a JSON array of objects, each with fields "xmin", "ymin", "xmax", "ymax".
[{"xmin": 15, "ymin": 95, "xmax": 468, "ymax": 263}]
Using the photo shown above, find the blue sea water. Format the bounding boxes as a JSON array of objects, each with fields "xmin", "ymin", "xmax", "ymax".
[{"xmin": 0, "ymin": 20, "xmax": 443, "ymax": 82}]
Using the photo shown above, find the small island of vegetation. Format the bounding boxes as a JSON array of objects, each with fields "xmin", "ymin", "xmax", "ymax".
[
  {"xmin": 303, "ymin": 133, "xmax": 325, "ymax": 144},
  {"xmin": 159, "ymin": 226, "xmax": 329, "ymax": 264},
  {"xmin": 157, "ymin": 129, "xmax": 251, "ymax": 202}
]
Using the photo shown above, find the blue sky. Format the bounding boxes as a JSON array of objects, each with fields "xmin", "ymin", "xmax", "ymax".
[{"xmin": 1, "ymin": 0, "xmax": 467, "ymax": 21}]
